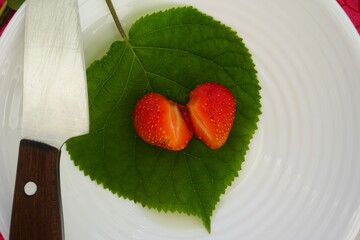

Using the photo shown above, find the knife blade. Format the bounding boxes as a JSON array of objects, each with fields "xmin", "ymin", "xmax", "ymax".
[{"xmin": 10, "ymin": 0, "xmax": 88, "ymax": 239}]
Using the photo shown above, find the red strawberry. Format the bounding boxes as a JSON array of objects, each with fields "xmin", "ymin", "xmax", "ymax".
[
  {"xmin": 187, "ymin": 82, "xmax": 236, "ymax": 149},
  {"xmin": 133, "ymin": 93, "xmax": 193, "ymax": 151}
]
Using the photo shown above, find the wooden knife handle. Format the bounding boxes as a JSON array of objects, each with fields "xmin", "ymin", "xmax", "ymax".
[{"xmin": 10, "ymin": 139, "xmax": 63, "ymax": 240}]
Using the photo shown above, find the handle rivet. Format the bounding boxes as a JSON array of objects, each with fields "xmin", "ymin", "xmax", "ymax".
[{"xmin": 24, "ymin": 181, "xmax": 37, "ymax": 196}]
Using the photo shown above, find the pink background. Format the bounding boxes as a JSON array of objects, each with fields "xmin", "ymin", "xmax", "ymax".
[{"xmin": 0, "ymin": 0, "xmax": 359, "ymax": 240}]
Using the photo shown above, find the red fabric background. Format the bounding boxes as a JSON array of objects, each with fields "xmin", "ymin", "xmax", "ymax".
[
  {"xmin": 338, "ymin": 0, "xmax": 360, "ymax": 33},
  {"xmin": 0, "ymin": 11, "xmax": 15, "ymax": 36},
  {"xmin": 0, "ymin": 0, "xmax": 15, "ymax": 36}
]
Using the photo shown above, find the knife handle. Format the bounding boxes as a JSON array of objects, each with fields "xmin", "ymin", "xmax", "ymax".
[{"xmin": 10, "ymin": 139, "xmax": 63, "ymax": 240}]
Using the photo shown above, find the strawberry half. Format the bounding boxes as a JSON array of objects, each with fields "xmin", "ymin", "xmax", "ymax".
[
  {"xmin": 132, "ymin": 93, "xmax": 193, "ymax": 151},
  {"xmin": 187, "ymin": 82, "xmax": 236, "ymax": 149}
]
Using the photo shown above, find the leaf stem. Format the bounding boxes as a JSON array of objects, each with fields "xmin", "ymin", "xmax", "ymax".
[{"xmin": 105, "ymin": 0, "xmax": 128, "ymax": 40}]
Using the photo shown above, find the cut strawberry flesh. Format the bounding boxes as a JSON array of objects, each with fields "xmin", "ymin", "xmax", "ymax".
[
  {"xmin": 187, "ymin": 82, "xmax": 236, "ymax": 149},
  {"xmin": 133, "ymin": 93, "xmax": 192, "ymax": 151}
]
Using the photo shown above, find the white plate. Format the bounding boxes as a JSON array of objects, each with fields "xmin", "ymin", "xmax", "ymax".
[{"xmin": 1, "ymin": 0, "xmax": 360, "ymax": 239}]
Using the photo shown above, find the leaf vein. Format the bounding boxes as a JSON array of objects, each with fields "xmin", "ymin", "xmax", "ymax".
[
  {"xmin": 101, "ymin": 55, "xmax": 136, "ymax": 175},
  {"xmin": 89, "ymin": 44, "xmax": 127, "ymax": 107},
  {"xmin": 146, "ymin": 71, "xmax": 191, "ymax": 91},
  {"xmin": 184, "ymin": 153, "xmax": 215, "ymax": 199},
  {"xmin": 132, "ymin": 45, "xmax": 226, "ymax": 71},
  {"xmin": 132, "ymin": 45, "xmax": 253, "ymax": 90},
  {"xmin": 126, "ymin": 42, "xmax": 153, "ymax": 91},
  {"xmin": 130, "ymin": 22, "xmax": 217, "ymax": 41},
  {"xmin": 170, "ymin": 152, "xmax": 187, "ymax": 205},
  {"xmin": 184, "ymin": 153, "xmax": 207, "ymax": 222}
]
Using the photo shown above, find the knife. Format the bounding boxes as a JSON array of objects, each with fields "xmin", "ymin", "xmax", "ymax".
[{"xmin": 9, "ymin": 0, "xmax": 88, "ymax": 239}]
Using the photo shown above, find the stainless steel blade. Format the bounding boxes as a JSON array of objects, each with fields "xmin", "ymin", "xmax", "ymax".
[{"xmin": 22, "ymin": 0, "xmax": 89, "ymax": 148}]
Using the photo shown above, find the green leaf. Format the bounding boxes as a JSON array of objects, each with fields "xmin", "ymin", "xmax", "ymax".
[
  {"xmin": 0, "ymin": 1, "xmax": 8, "ymax": 18},
  {"xmin": 66, "ymin": 6, "xmax": 261, "ymax": 232},
  {"xmin": 0, "ymin": 7, "xmax": 10, "ymax": 27},
  {"xmin": 7, "ymin": 0, "xmax": 24, "ymax": 10}
]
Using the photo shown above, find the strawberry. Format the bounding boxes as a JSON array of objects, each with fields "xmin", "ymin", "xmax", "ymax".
[
  {"xmin": 187, "ymin": 82, "xmax": 236, "ymax": 149},
  {"xmin": 132, "ymin": 93, "xmax": 193, "ymax": 151}
]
